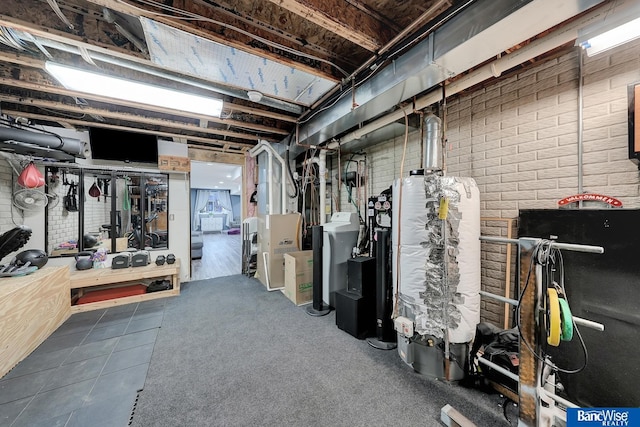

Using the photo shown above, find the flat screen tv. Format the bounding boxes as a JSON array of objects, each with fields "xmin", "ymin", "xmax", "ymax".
[{"xmin": 89, "ymin": 127, "xmax": 158, "ymax": 164}]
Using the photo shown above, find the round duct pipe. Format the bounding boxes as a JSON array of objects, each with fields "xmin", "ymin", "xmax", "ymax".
[
  {"xmin": 423, "ymin": 113, "xmax": 442, "ymax": 172},
  {"xmin": 0, "ymin": 127, "xmax": 85, "ymax": 156}
]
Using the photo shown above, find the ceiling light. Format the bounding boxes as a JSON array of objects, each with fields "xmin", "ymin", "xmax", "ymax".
[
  {"xmin": 219, "ymin": 181, "xmax": 224, "ymax": 184},
  {"xmin": 226, "ymin": 174, "xmax": 231, "ymax": 178},
  {"xmin": 576, "ymin": 3, "xmax": 640, "ymax": 57},
  {"xmin": 247, "ymin": 90, "xmax": 263, "ymax": 102},
  {"xmin": 45, "ymin": 62, "xmax": 223, "ymax": 117}
]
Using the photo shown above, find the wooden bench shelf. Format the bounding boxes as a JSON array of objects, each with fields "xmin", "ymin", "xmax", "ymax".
[
  {"xmin": 69, "ymin": 259, "xmax": 180, "ymax": 313},
  {"xmin": 0, "ymin": 266, "xmax": 70, "ymax": 378},
  {"xmin": 0, "ymin": 260, "xmax": 181, "ymax": 377}
]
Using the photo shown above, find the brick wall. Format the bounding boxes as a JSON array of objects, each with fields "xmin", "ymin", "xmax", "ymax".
[
  {"xmin": 46, "ymin": 177, "xmax": 79, "ymax": 253},
  {"xmin": 0, "ymin": 162, "xmax": 21, "ymax": 234},
  {"xmin": 329, "ymin": 39, "xmax": 640, "ymax": 328}
]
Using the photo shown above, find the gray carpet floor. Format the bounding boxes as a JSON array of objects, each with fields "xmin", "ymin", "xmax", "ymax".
[{"xmin": 130, "ymin": 275, "xmax": 514, "ymax": 427}]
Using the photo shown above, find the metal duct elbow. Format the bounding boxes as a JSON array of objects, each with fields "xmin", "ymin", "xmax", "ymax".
[{"xmin": 423, "ymin": 113, "xmax": 442, "ymax": 172}]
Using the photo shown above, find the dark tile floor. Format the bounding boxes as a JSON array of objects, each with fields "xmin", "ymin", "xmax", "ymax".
[{"xmin": 0, "ymin": 299, "xmax": 167, "ymax": 427}]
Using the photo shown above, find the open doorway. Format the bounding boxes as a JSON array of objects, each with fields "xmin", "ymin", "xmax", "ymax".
[{"xmin": 190, "ymin": 160, "xmax": 243, "ymax": 281}]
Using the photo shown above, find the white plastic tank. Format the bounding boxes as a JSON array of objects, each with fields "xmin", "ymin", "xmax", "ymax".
[{"xmin": 322, "ymin": 212, "xmax": 360, "ymax": 307}]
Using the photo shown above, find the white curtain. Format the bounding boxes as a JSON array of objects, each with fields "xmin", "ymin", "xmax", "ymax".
[
  {"xmin": 192, "ymin": 189, "xmax": 211, "ymax": 230},
  {"xmin": 212, "ymin": 190, "xmax": 232, "ymax": 227}
]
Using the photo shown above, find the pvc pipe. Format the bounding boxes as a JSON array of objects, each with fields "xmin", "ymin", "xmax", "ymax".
[
  {"xmin": 329, "ymin": 0, "xmax": 623, "ymax": 149},
  {"xmin": 249, "ymin": 140, "xmax": 289, "ymax": 214},
  {"xmin": 268, "ymin": 149, "xmax": 274, "ymax": 214}
]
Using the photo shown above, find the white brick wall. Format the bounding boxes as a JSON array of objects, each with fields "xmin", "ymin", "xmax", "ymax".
[
  {"xmin": 327, "ymin": 39, "xmax": 640, "ymax": 327},
  {"xmin": 46, "ymin": 181, "xmax": 79, "ymax": 253},
  {"xmin": 0, "ymin": 162, "xmax": 24, "ymax": 233}
]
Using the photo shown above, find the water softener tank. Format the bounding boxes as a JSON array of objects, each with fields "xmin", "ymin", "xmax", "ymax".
[{"xmin": 322, "ymin": 212, "xmax": 360, "ymax": 307}]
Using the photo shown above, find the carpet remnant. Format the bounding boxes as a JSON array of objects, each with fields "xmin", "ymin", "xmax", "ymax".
[{"xmin": 130, "ymin": 275, "xmax": 511, "ymax": 427}]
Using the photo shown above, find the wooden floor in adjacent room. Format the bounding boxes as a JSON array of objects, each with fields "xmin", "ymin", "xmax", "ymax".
[{"xmin": 190, "ymin": 232, "xmax": 241, "ymax": 281}]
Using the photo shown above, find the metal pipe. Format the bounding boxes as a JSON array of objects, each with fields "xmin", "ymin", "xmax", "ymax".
[
  {"xmin": 477, "ymin": 356, "xmax": 520, "ymax": 383},
  {"xmin": 539, "ymin": 388, "xmax": 579, "ymax": 409},
  {"xmin": 548, "ymin": 241, "xmax": 604, "ymax": 254},
  {"xmin": 573, "ymin": 316, "xmax": 605, "ymax": 332},
  {"xmin": 577, "ymin": 47, "xmax": 584, "ymax": 197},
  {"xmin": 479, "ymin": 290, "xmax": 519, "ymax": 306},
  {"xmin": 480, "ymin": 236, "xmax": 604, "ymax": 255},
  {"xmin": 480, "ymin": 291, "xmax": 605, "ymax": 331},
  {"xmin": 480, "ymin": 236, "xmax": 520, "ymax": 245}
]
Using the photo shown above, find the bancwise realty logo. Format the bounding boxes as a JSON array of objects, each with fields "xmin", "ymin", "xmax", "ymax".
[{"xmin": 567, "ymin": 408, "xmax": 640, "ymax": 426}]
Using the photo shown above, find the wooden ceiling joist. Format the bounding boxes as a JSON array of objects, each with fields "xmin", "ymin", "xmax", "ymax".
[
  {"xmin": 0, "ymin": 94, "xmax": 280, "ymax": 142},
  {"xmin": 0, "ymin": 71, "xmax": 296, "ymax": 125},
  {"xmin": 266, "ymin": 0, "xmax": 394, "ymax": 52}
]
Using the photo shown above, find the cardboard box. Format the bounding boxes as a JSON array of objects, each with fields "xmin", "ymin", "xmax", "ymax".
[
  {"xmin": 256, "ymin": 213, "xmax": 301, "ymax": 289},
  {"xmin": 283, "ymin": 251, "xmax": 313, "ymax": 305}
]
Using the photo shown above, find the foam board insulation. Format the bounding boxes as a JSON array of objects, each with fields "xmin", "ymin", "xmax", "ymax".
[{"xmin": 140, "ymin": 18, "xmax": 336, "ymax": 106}]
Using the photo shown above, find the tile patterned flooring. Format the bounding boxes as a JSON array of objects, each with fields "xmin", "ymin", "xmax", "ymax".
[
  {"xmin": 1, "ymin": 233, "xmax": 240, "ymax": 425},
  {"xmin": 0, "ymin": 299, "xmax": 167, "ymax": 427}
]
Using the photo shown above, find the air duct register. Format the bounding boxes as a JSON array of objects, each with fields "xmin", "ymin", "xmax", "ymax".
[{"xmin": 0, "ymin": 126, "xmax": 86, "ymax": 161}]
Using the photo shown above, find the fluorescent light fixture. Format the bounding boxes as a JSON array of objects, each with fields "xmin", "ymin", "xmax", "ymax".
[
  {"xmin": 576, "ymin": 3, "xmax": 640, "ymax": 57},
  {"xmin": 579, "ymin": 17, "xmax": 640, "ymax": 56},
  {"xmin": 45, "ymin": 62, "xmax": 223, "ymax": 117}
]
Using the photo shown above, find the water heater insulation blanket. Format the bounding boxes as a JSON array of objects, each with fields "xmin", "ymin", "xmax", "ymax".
[{"xmin": 392, "ymin": 174, "xmax": 480, "ymax": 343}]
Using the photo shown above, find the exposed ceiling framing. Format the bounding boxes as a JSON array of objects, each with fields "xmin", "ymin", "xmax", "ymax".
[{"xmin": 0, "ymin": 0, "xmax": 615, "ymax": 158}]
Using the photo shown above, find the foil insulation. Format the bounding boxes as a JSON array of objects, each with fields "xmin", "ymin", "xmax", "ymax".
[{"xmin": 392, "ymin": 174, "xmax": 480, "ymax": 343}]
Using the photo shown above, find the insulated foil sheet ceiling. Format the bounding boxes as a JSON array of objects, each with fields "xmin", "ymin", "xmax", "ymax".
[{"xmin": 140, "ymin": 18, "xmax": 336, "ymax": 106}]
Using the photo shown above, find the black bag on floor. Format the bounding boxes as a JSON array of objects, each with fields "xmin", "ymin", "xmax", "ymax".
[
  {"xmin": 463, "ymin": 322, "xmax": 519, "ymax": 393},
  {"xmin": 147, "ymin": 279, "xmax": 172, "ymax": 293}
]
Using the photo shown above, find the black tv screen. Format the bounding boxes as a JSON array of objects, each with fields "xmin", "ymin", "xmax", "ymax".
[{"xmin": 89, "ymin": 127, "xmax": 158, "ymax": 164}]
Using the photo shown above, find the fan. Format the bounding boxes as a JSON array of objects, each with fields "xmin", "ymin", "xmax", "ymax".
[
  {"xmin": 46, "ymin": 192, "xmax": 60, "ymax": 209},
  {"xmin": 13, "ymin": 188, "xmax": 48, "ymax": 211}
]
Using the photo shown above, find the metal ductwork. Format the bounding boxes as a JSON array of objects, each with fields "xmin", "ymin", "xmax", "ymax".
[
  {"xmin": 0, "ymin": 127, "xmax": 85, "ymax": 161},
  {"xmin": 423, "ymin": 113, "xmax": 442, "ymax": 172},
  {"xmin": 295, "ymin": 0, "xmax": 604, "ymax": 153}
]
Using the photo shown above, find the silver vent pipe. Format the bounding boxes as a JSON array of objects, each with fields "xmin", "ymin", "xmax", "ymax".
[{"xmin": 423, "ymin": 113, "xmax": 442, "ymax": 172}]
